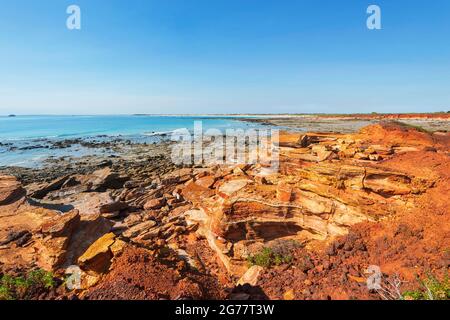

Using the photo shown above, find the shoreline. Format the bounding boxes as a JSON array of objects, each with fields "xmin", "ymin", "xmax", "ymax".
[
  {"xmin": 0, "ymin": 139, "xmax": 175, "ymax": 185},
  {"xmin": 1, "ymin": 114, "xmax": 449, "ymax": 180},
  {"xmin": 1, "ymin": 118, "xmax": 449, "ymax": 300},
  {"xmin": 232, "ymin": 115, "xmax": 450, "ymax": 133}
]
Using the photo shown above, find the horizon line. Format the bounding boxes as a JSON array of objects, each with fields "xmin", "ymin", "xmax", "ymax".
[{"xmin": 2, "ymin": 111, "xmax": 449, "ymax": 117}]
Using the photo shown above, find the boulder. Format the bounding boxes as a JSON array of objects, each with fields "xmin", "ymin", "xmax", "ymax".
[
  {"xmin": 363, "ymin": 172, "xmax": 411, "ymax": 195},
  {"xmin": 134, "ymin": 227, "xmax": 161, "ymax": 241},
  {"xmin": 109, "ymin": 239, "xmax": 126, "ymax": 256},
  {"xmin": 182, "ymin": 181, "xmax": 215, "ymax": 203},
  {"xmin": 60, "ymin": 213, "xmax": 114, "ymax": 268},
  {"xmin": 78, "ymin": 233, "xmax": 116, "ymax": 274},
  {"xmin": 39, "ymin": 236, "xmax": 71, "ymax": 269},
  {"xmin": 144, "ymin": 197, "xmax": 166, "ymax": 210},
  {"xmin": 161, "ymin": 168, "xmax": 193, "ymax": 186},
  {"xmin": 0, "ymin": 175, "xmax": 26, "ymax": 206},
  {"xmin": 0, "ymin": 203, "xmax": 113, "ymax": 271},
  {"xmin": 40, "ymin": 210, "xmax": 80, "ymax": 237},
  {"xmin": 45, "ymin": 184, "xmax": 89, "ymax": 200},
  {"xmin": 0, "ymin": 205, "xmax": 61, "ymax": 268}
]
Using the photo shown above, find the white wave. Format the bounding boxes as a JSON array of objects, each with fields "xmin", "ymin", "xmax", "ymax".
[{"xmin": 143, "ymin": 130, "xmax": 175, "ymax": 137}]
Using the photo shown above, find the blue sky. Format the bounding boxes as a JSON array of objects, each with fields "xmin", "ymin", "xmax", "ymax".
[{"xmin": 0, "ymin": 0, "xmax": 449, "ymax": 115}]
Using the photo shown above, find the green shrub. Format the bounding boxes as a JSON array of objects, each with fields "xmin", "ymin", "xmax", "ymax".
[
  {"xmin": 0, "ymin": 283, "xmax": 13, "ymax": 300},
  {"xmin": 0, "ymin": 269, "xmax": 56, "ymax": 300},
  {"xmin": 27, "ymin": 269, "xmax": 56, "ymax": 289},
  {"xmin": 247, "ymin": 247, "xmax": 292, "ymax": 268},
  {"xmin": 402, "ymin": 290, "xmax": 425, "ymax": 300},
  {"xmin": 402, "ymin": 274, "xmax": 450, "ymax": 300}
]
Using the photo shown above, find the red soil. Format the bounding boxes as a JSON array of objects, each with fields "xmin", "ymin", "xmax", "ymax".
[{"xmin": 84, "ymin": 245, "xmax": 229, "ymax": 300}]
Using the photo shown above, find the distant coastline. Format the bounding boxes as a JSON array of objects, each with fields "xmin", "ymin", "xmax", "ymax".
[
  {"xmin": 2, "ymin": 111, "xmax": 449, "ymax": 118},
  {"xmin": 133, "ymin": 112, "xmax": 450, "ymax": 119}
]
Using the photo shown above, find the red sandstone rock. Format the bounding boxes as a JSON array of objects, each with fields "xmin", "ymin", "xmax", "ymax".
[
  {"xmin": 195, "ymin": 176, "xmax": 216, "ymax": 189},
  {"xmin": 182, "ymin": 181, "xmax": 215, "ymax": 202},
  {"xmin": 78, "ymin": 232, "xmax": 116, "ymax": 274},
  {"xmin": 276, "ymin": 181, "xmax": 293, "ymax": 202},
  {"xmin": 41, "ymin": 210, "xmax": 80, "ymax": 237},
  {"xmin": 0, "ymin": 175, "xmax": 26, "ymax": 206},
  {"xmin": 99, "ymin": 201, "xmax": 128, "ymax": 214},
  {"xmin": 143, "ymin": 197, "xmax": 166, "ymax": 210},
  {"xmin": 61, "ymin": 192, "xmax": 118, "ymax": 215}
]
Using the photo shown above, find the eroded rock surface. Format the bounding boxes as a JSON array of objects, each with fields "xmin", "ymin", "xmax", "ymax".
[
  {"xmin": 0, "ymin": 175, "xmax": 26, "ymax": 206},
  {"xmin": 1, "ymin": 121, "xmax": 448, "ymax": 300}
]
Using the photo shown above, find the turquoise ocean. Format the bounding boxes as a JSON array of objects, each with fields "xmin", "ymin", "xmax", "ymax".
[{"xmin": 0, "ymin": 115, "xmax": 265, "ymax": 167}]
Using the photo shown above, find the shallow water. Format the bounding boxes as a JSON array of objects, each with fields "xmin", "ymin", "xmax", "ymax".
[
  {"xmin": 0, "ymin": 115, "xmax": 264, "ymax": 167},
  {"xmin": 0, "ymin": 115, "xmax": 262, "ymax": 140}
]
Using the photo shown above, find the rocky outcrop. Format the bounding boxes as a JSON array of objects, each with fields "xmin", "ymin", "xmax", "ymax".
[
  {"xmin": 176, "ymin": 124, "xmax": 439, "ymax": 275},
  {"xmin": 0, "ymin": 176, "xmax": 114, "ymax": 272},
  {"xmin": 1, "ymin": 121, "xmax": 447, "ymax": 300},
  {"xmin": 0, "ymin": 175, "xmax": 26, "ymax": 208}
]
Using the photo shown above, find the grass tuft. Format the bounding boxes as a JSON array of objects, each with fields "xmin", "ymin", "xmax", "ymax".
[
  {"xmin": 247, "ymin": 247, "xmax": 292, "ymax": 268},
  {"xmin": 0, "ymin": 269, "xmax": 56, "ymax": 300},
  {"xmin": 402, "ymin": 274, "xmax": 449, "ymax": 300}
]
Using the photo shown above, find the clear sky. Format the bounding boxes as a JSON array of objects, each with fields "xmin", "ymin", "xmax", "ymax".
[{"xmin": 0, "ymin": 0, "xmax": 449, "ymax": 115}]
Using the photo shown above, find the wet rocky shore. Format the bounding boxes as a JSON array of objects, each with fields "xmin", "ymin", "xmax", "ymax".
[{"xmin": 0, "ymin": 137, "xmax": 175, "ymax": 185}]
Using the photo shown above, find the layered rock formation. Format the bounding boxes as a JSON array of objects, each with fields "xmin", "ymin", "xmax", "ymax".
[
  {"xmin": 177, "ymin": 123, "xmax": 440, "ymax": 275},
  {"xmin": 0, "ymin": 121, "xmax": 448, "ymax": 299}
]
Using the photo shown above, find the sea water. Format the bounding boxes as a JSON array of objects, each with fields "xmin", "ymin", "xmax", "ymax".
[{"xmin": 0, "ymin": 115, "xmax": 264, "ymax": 167}]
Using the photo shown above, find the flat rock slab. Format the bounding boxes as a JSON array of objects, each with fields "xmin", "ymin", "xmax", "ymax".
[
  {"xmin": 64, "ymin": 192, "xmax": 117, "ymax": 215},
  {"xmin": 122, "ymin": 220, "xmax": 157, "ymax": 239},
  {"xmin": 217, "ymin": 179, "xmax": 250, "ymax": 198}
]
